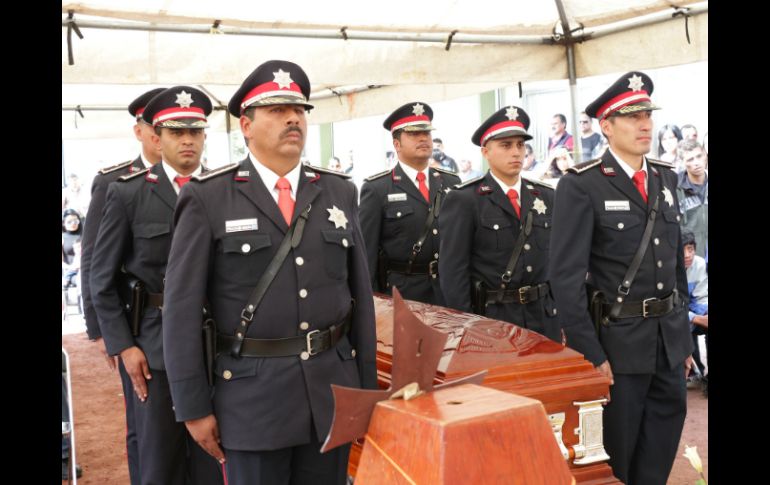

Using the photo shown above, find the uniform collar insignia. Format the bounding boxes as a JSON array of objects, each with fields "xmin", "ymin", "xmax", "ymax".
[{"xmin": 600, "ymin": 165, "xmax": 616, "ymax": 176}]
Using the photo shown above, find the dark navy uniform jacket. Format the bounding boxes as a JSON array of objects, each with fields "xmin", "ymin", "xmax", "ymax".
[
  {"xmin": 90, "ymin": 162, "xmax": 177, "ymax": 370},
  {"xmin": 549, "ymin": 151, "xmax": 693, "ymax": 374},
  {"xmin": 162, "ymin": 158, "xmax": 377, "ymax": 451},
  {"xmin": 81, "ymin": 157, "xmax": 145, "ymax": 340},
  {"xmin": 359, "ymin": 163, "xmax": 460, "ymax": 305},
  {"xmin": 438, "ymin": 172, "xmax": 561, "ymax": 342}
]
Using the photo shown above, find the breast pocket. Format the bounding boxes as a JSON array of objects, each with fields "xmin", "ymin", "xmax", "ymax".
[
  {"xmin": 531, "ymin": 215, "xmax": 551, "ymax": 250},
  {"xmin": 661, "ymin": 209, "xmax": 681, "ymax": 248},
  {"xmin": 383, "ymin": 204, "xmax": 415, "ymax": 239},
  {"xmin": 322, "ymin": 229, "xmax": 354, "ymax": 280},
  {"xmin": 133, "ymin": 222, "xmax": 171, "ymax": 265},
  {"xmin": 480, "ymin": 217, "xmax": 513, "ymax": 250},
  {"xmin": 217, "ymin": 233, "xmax": 272, "ymax": 285},
  {"xmin": 596, "ymin": 214, "xmax": 643, "ymax": 258}
]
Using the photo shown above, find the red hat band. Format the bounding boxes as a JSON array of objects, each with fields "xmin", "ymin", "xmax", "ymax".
[
  {"xmin": 153, "ymin": 107, "xmax": 207, "ymax": 126},
  {"xmin": 480, "ymin": 120, "xmax": 525, "ymax": 146},
  {"xmin": 240, "ymin": 82, "xmax": 305, "ymax": 112},
  {"xmin": 390, "ymin": 114, "xmax": 431, "ymax": 132},
  {"xmin": 597, "ymin": 91, "xmax": 651, "ymax": 120}
]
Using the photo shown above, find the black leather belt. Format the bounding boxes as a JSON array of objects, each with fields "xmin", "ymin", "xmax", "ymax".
[
  {"xmin": 387, "ymin": 260, "xmax": 439, "ymax": 276},
  {"xmin": 217, "ymin": 312, "xmax": 352, "ymax": 358},
  {"xmin": 146, "ymin": 292, "xmax": 163, "ymax": 309},
  {"xmin": 601, "ymin": 291, "xmax": 679, "ymax": 319},
  {"xmin": 484, "ymin": 282, "xmax": 550, "ymax": 305}
]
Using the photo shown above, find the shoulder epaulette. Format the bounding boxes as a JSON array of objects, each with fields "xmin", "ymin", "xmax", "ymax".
[
  {"xmin": 99, "ymin": 160, "xmax": 134, "ymax": 175},
  {"xmin": 192, "ymin": 163, "xmax": 239, "ymax": 182},
  {"xmin": 364, "ymin": 169, "xmax": 391, "ymax": 182},
  {"xmin": 432, "ymin": 166, "xmax": 457, "ymax": 176},
  {"xmin": 303, "ymin": 163, "xmax": 352, "ymax": 179},
  {"xmin": 522, "ymin": 177, "xmax": 555, "ymax": 190},
  {"xmin": 453, "ymin": 175, "xmax": 485, "ymax": 189},
  {"xmin": 117, "ymin": 168, "xmax": 149, "ymax": 182},
  {"xmin": 567, "ymin": 158, "xmax": 602, "ymax": 174},
  {"xmin": 647, "ymin": 158, "xmax": 675, "ymax": 169}
]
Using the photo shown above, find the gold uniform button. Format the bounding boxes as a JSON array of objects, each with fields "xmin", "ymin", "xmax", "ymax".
[
  {"xmin": 295, "ymin": 257, "xmax": 304, "ymax": 266},
  {"xmin": 299, "ymin": 289, "xmax": 308, "ymax": 298},
  {"xmin": 300, "ymin": 321, "xmax": 309, "ymax": 330},
  {"xmin": 342, "ymin": 238, "xmax": 349, "ymax": 248},
  {"xmin": 300, "ymin": 351, "xmax": 309, "ymax": 360},
  {"xmin": 223, "ymin": 370, "xmax": 232, "ymax": 380},
  {"xmin": 241, "ymin": 243, "xmax": 251, "ymax": 253}
]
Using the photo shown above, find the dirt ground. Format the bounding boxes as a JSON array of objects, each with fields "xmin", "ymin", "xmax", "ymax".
[{"xmin": 62, "ymin": 331, "xmax": 707, "ymax": 484}]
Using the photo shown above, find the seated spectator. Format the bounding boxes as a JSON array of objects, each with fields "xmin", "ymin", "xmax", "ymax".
[
  {"xmin": 540, "ymin": 146, "xmax": 574, "ymax": 186},
  {"xmin": 62, "ymin": 209, "xmax": 83, "ymax": 288},
  {"xmin": 683, "ymin": 231, "xmax": 708, "ymax": 395}
]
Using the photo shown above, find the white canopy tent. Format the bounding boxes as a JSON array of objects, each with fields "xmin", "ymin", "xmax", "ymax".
[{"xmin": 62, "ymin": 1, "xmax": 707, "ymax": 141}]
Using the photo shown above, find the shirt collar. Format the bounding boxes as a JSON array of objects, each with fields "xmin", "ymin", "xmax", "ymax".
[
  {"xmin": 140, "ymin": 152, "xmax": 153, "ymax": 169},
  {"xmin": 488, "ymin": 171, "xmax": 522, "ymax": 196},
  {"xmin": 248, "ymin": 150, "xmax": 302, "ymax": 199},
  {"xmin": 610, "ymin": 148, "xmax": 648, "ymax": 180},
  {"xmin": 161, "ymin": 161, "xmax": 202, "ymax": 193},
  {"xmin": 398, "ymin": 160, "xmax": 430, "ymax": 189}
]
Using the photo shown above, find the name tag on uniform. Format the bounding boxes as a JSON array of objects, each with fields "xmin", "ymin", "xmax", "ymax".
[
  {"xmin": 226, "ymin": 218, "xmax": 258, "ymax": 233},
  {"xmin": 388, "ymin": 193, "xmax": 408, "ymax": 202},
  {"xmin": 604, "ymin": 200, "xmax": 630, "ymax": 211}
]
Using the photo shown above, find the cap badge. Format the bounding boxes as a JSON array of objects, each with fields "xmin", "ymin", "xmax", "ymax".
[
  {"xmin": 273, "ymin": 69, "xmax": 294, "ymax": 89},
  {"xmin": 175, "ymin": 90, "xmax": 194, "ymax": 108},
  {"xmin": 627, "ymin": 74, "xmax": 644, "ymax": 92},
  {"xmin": 412, "ymin": 103, "xmax": 425, "ymax": 116},
  {"xmin": 327, "ymin": 205, "xmax": 348, "ymax": 229},
  {"xmin": 505, "ymin": 106, "xmax": 519, "ymax": 120},
  {"xmin": 533, "ymin": 198, "xmax": 547, "ymax": 215},
  {"xmin": 662, "ymin": 186, "xmax": 674, "ymax": 207}
]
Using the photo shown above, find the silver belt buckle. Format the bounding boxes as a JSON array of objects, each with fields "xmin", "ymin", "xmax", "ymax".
[
  {"xmin": 642, "ymin": 297, "xmax": 657, "ymax": 318},
  {"xmin": 305, "ymin": 329, "xmax": 321, "ymax": 356}
]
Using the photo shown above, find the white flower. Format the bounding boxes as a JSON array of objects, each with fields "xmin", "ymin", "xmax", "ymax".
[{"xmin": 683, "ymin": 445, "xmax": 703, "ymax": 474}]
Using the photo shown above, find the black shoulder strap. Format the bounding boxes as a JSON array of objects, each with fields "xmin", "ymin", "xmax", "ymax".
[
  {"xmin": 407, "ymin": 186, "xmax": 445, "ymax": 268},
  {"xmin": 608, "ymin": 194, "xmax": 660, "ymax": 319},
  {"xmin": 231, "ymin": 203, "xmax": 313, "ymax": 357},
  {"xmin": 495, "ymin": 210, "xmax": 534, "ymax": 304}
]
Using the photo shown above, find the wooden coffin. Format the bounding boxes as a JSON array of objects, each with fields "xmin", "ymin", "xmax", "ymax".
[
  {"xmin": 356, "ymin": 383, "xmax": 575, "ymax": 485},
  {"xmin": 348, "ymin": 295, "xmax": 620, "ymax": 485}
]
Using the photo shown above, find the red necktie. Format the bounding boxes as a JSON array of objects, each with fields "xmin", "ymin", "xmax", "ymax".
[
  {"xmin": 174, "ymin": 175, "xmax": 191, "ymax": 189},
  {"xmin": 276, "ymin": 177, "xmax": 295, "ymax": 225},
  {"xmin": 507, "ymin": 189, "xmax": 521, "ymax": 218},
  {"xmin": 416, "ymin": 172, "xmax": 430, "ymax": 202},
  {"xmin": 632, "ymin": 170, "xmax": 648, "ymax": 203}
]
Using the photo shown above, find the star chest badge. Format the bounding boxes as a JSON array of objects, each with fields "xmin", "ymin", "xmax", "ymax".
[
  {"xmin": 327, "ymin": 205, "xmax": 348, "ymax": 229},
  {"xmin": 533, "ymin": 197, "xmax": 547, "ymax": 214},
  {"xmin": 662, "ymin": 186, "xmax": 674, "ymax": 207},
  {"xmin": 412, "ymin": 103, "xmax": 425, "ymax": 116},
  {"xmin": 273, "ymin": 69, "xmax": 294, "ymax": 89},
  {"xmin": 175, "ymin": 90, "xmax": 193, "ymax": 108},
  {"xmin": 627, "ymin": 74, "xmax": 644, "ymax": 92}
]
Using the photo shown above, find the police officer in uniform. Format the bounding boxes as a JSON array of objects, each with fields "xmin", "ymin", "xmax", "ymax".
[
  {"xmin": 79, "ymin": 87, "xmax": 164, "ymax": 485},
  {"xmin": 161, "ymin": 60, "xmax": 377, "ymax": 485},
  {"xmin": 439, "ymin": 106, "xmax": 561, "ymax": 342},
  {"xmin": 549, "ymin": 72, "xmax": 693, "ymax": 484},
  {"xmin": 90, "ymin": 86, "xmax": 223, "ymax": 485},
  {"xmin": 359, "ymin": 102, "xmax": 460, "ymax": 305}
]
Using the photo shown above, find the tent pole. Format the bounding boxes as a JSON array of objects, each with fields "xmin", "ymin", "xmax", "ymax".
[{"xmin": 554, "ymin": 0, "xmax": 581, "ymax": 162}]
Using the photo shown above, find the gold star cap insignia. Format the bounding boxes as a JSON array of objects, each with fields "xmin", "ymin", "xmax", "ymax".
[
  {"xmin": 327, "ymin": 205, "xmax": 348, "ymax": 229},
  {"xmin": 273, "ymin": 69, "xmax": 294, "ymax": 89},
  {"xmin": 628, "ymin": 74, "xmax": 644, "ymax": 92},
  {"xmin": 175, "ymin": 90, "xmax": 194, "ymax": 108}
]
